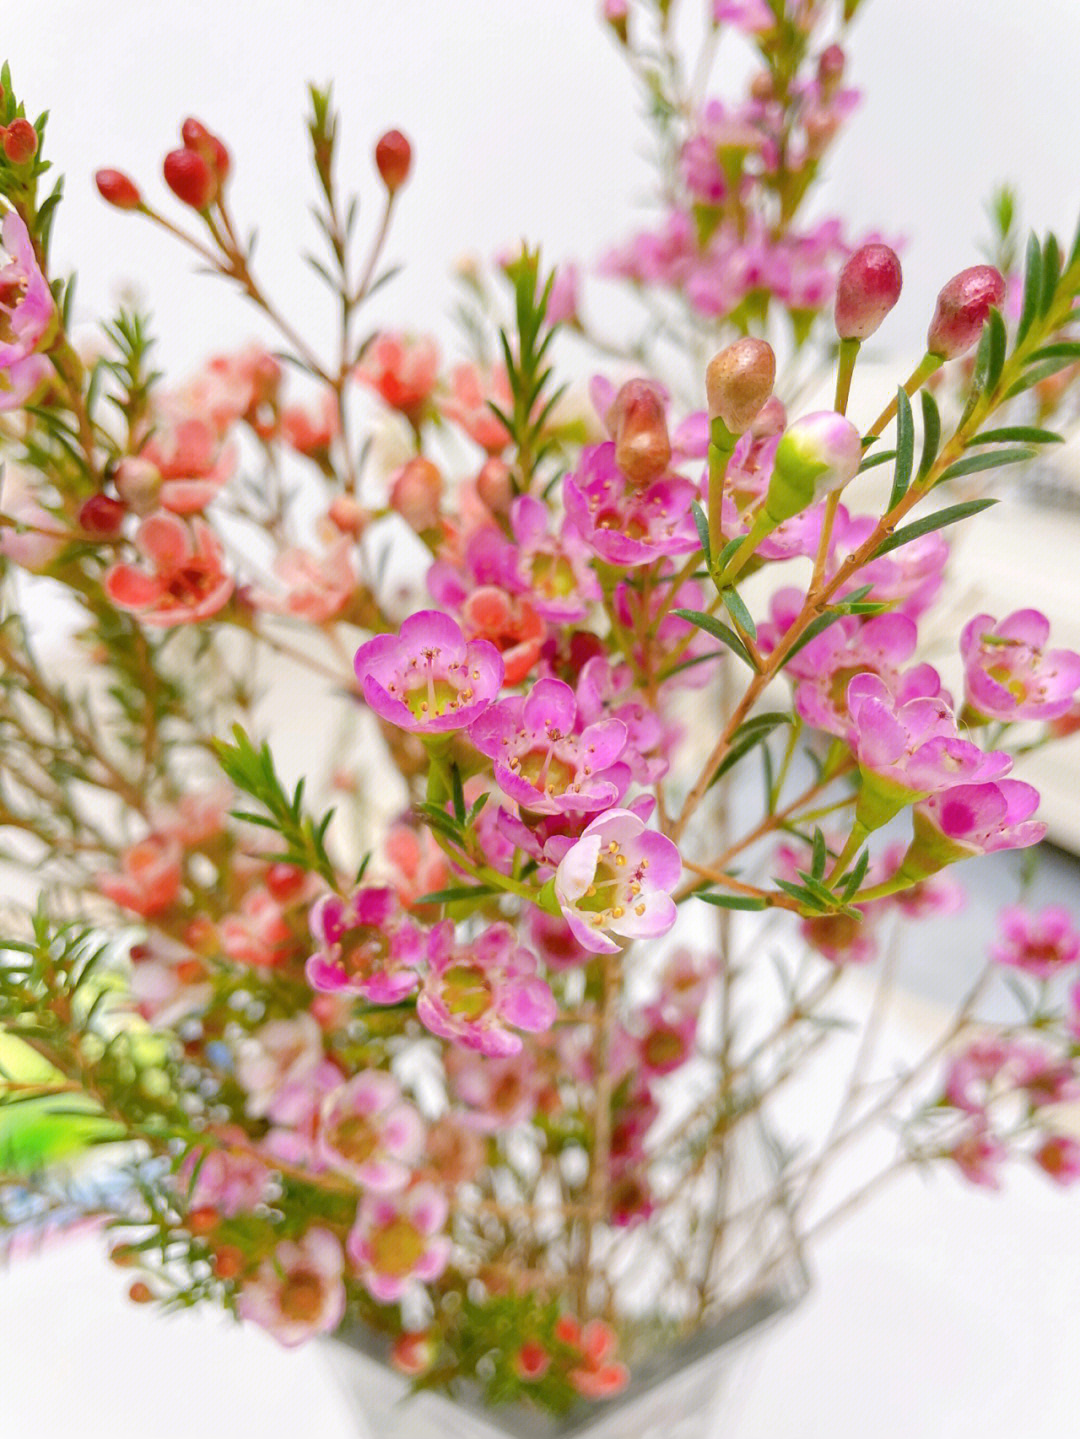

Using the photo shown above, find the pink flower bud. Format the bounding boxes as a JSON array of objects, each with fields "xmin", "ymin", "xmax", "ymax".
[
  {"xmin": 766, "ymin": 410, "xmax": 862, "ymax": 523},
  {"xmin": 927, "ymin": 265, "xmax": 1005, "ymax": 359},
  {"xmin": 817, "ymin": 43, "xmax": 846, "ymax": 94},
  {"xmin": 95, "ymin": 168, "xmax": 142, "ymax": 210},
  {"xmin": 2, "ymin": 118, "xmax": 39, "ymax": 165},
  {"xmin": 114, "ymin": 457, "xmax": 163, "ymax": 515},
  {"xmin": 163, "ymin": 147, "xmax": 217, "ymax": 209},
  {"xmin": 834, "ymin": 243, "xmax": 903, "ymax": 341},
  {"xmin": 375, "ymin": 130, "xmax": 412, "ymax": 193},
  {"xmin": 603, "ymin": 0, "xmax": 629, "ymax": 42},
  {"xmin": 476, "ymin": 457, "xmax": 514, "ymax": 514},
  {"xmin": 706, "ymin": 338, "xmax": 776, "ymax": 435},
  {"xmin": 327, "ymin": 494, "xmax": 366, "ymax": 537},
  {"xmin": 607, "ymin": 379, "xmax": 672, "ymax": 486},
  {"xmin": 390, "ymin": 457, "xmax": 443, "ymax": 532}
]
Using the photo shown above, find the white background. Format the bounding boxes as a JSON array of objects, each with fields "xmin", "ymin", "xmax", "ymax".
[{"xmin": 4, "ymin": 3, "xmax": 1080, "ymax": 1436}]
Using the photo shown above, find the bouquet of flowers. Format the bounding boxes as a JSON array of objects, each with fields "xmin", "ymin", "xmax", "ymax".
[{"xmin": 3, "ymin": 2, "xmax": 1080, "ymax": 1432}]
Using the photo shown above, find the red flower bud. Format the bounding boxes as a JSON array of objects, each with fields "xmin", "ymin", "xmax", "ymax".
[
  {"xmin": 706, "ymin": 338, "xmax": 776, "ymax": 434},
  {"xmin": 2, "ymin": 118, "xmax": 39, "ymax": 165},
  {"xmin": 607, "ymin": 378, "xmax": 672, "ymax": 486},
  {"xmin": 163, "ymin": 147, "xmax": 217, "ymax": 209},
  {"xmin": 211, "ymin": 1245, "xmax": 245, "ymax": 1281},
  {"xmin": 181, "ymin": 117, "xmax": 230, "ymax": 183},
  {"xmin": 128, "ymin": 1281, "xmax": 154, "ymax": 1304},
  {"xmin": 95, "ymin": 168, "xmax": 143, "ymax": 210},
  {"xmin": 834, "ymin": 243, "xmax": 903, "ymax": 341},
  {"xmin": 927, "ymin": 265, "xmax": 1006, "ymax": 359},
  {"xmin": 327, "ymin": 493, "xmax": 366, "ymax": 536},
  {"xmin": 375, "ymin": 129, "xmax": 412, "ymax": 193},
  {"xmin": 78, "ymin": 494, "xmax": 127, "ymax": 537},
  {"xmin": 266, "ymin": 862, "xmax": 305, "ymax": 903},
  {"xmin": 390, "ymin": 456, "xmax": 443, "ymax": 532},
  {"xmin": 186, "ymin": 1206, "xmax": 220, "ymax": 1236}
]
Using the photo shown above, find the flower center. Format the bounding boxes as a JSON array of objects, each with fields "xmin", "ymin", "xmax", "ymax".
[
  {"xmin": 442, "ymin": 963, "xmax": 492, "ymax": 1021},
  {"xmin": 369, "ymin": 1218, "xmax": 426, "ymax": 1278},
  {"xmin": 330, "ymin": 1113, "xmax": 380, "ymax": 1166},
  {"xmin": 278, "ymin": 1269, "xmax": 325, "ymax": 1323}
]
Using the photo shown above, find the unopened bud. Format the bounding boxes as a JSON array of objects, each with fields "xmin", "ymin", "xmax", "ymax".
[
  {"xmin": 212, "ymin": 1245, "xmax": 245, "ymax": 1281},
  {"xmin": 181, "ymin": 117, "xmax": 230, "ymax": 184},
  {"xmin": 706, "ymin": 338, "xmax": 776, "ymax": 436},
  {"xmin": 114, "ymin": 457, "xmax": 162, "ymax": 515},
  {"xmin": 78, "ymin": 494, "xmax": 127, "ymax": 537},
  {"xmin": 327, "ymin": 493, "xmax": 366, "ymax": 536},
  {"xmin": 375, "ymin": 130, "xmax": 412, "ymax": 193},
  {"xmin": 128, "ymin": 1281, "xmax": 154, "ymax": 1304},
  {"xmin": 390, "ymin": 456, "xmax": 443, "ymax": 532},
  {"xmin": 817, "ymin": 43, "xmax": 846, "ymax": 94},
  {"xmin": 95, "ymin": 168, "xmax": 143, "ymax": 210},
  {"xmin": 186, "ymin": 1206, "xmax": 219, "ymax": 1236},
  {"xmin": 602, "ymin": 0, "xmax": 629, "ymax": 43},
  {"xmin": 834, "ymin": 243, "xmax": 903, "ymax": 341},
  {"xmin": 266, "ymin": 862, "xmax": 306, "ymax": 902},
  {"xmin": 608, "ymin": 379, "xmax": 671, "ymax": 485},
  {"xmin": 765, "ymin": 410, "xmax": 862, "ymax": 524},
  {"xmin": 163, "ymin": 147, "xmax": 217, "ymax": 209},
  {"xmin": 476, "ymin": 457, "xmax": 514, "ymax": 515},
  {"xmin": 927, "ymin": 265, "xmax": 1005, "ymax": 359},
  {"xmin": 2, "ymin": 118, "xmax": 39, "ymax": 165}
]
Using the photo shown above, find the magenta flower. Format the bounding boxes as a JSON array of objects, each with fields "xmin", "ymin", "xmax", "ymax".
[
  {"xmin": 554, "ymin": 808, "xmax": 681, "ymax": 955},
  {"xmin": 316, "ymin": 1071, "xmax": 424, "ymax": 1192},
  {"xmin": 960, "ymin": 609, "xmax": 1080, "ymax": 723},
  {"xmin": 237, "ymin": 1228, "xmax": 346, "ymax": 1347},
  {"xmin": 346, "ymin": 1183, "xmax": 451, "ymax": 1303},
  {"xmin": 990, "ymin": 905, "xmax": 1080, "ymax": 979},
  {"xmin": 468, "ymin": 676, "xmax": 627, "ymax": 815},
  {"xmin": 0, "ymin": 210, "xmax": 55, "ymax": 373},
  {"xmin": 354, "ymin": 610, "xmax": 504, "ymax": 734},
  {"xmin": 902, "ymin": 779, "xmax": 1045, "ymax": 878},
  {"xmin": 417, "ymin": 921, "xmax": 556, "ymax": 1057},
  {"xmin": 507, "ymin": 495, "xmax": 601, "ymax": 623},
  {"xmin": 104, "ymin": 511, "xmax": 233, "ymax": 627},
  {"xmin": 563, "ymin": 442, "xmax": 699, "ymax": 567},
  {"xmin": 305, "ymin": 887, "xmax": 425, "ymax": 1004},
  {"xmin": 575, "ymin": 657, "xmax": 672, "ymax": 783}
]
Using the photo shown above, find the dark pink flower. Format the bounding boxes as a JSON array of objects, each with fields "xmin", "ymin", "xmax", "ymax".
[
  {"xmin": 346, "ymin": 1183, "xmax": 451, "ymax": 1303},
  {"xmin": 441, "ymin": 363, "xmax": 513, "ymax": 453},
  {"xmin": 554, "ymin": 808, "xmax": 681, "ymax": 955},
  {"xmin": 104, "ymin": 511, "xmax": 233, "ymax": 626},
  {"xmin": 417, "ymin": 921, "xmax": 556, "ymax": 1057},
  {"xmin": 0, "ymin": 210, "xmax": 55, "ymax": 373},
  {"xmin": 564, "ymin": 442, "xmax": 699, "ymax": 567},
  {"xmin": 237, "ymin": 1228, "xmax": 346, "ymax": 1347},
  {"xmin": 219, "ymin": 887, "xmax": 291, "ymax": 969},
  {"xmin": 1034, "ymin": 1135, "xmax": 1080, "ymax": 1186},
  {"xmin": 902, "ymin": 780, "xmax": 1045, "ymax": 877},
  {"xmin": 990, "ymin": 905, "xmax": 1080, "ymax": 978},
  {"xmin": 306, "ymin": 887, "xmax": 426, "ymax": 1003},
  {"xmin": 354, "ymin": 610, "xmax": 504, "ymax": 734},
  {"xmin": 961, "ymin": 609, "xmax": 1080, "ymax": 723}
]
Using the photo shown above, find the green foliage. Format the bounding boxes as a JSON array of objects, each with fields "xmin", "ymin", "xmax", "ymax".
[{"xmin": 490, "ymin": 247, "xmax": 567, "ymax": 488}]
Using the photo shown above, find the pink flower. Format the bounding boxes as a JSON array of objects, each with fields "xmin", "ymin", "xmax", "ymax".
[
  {"xmin": 960, "ymin": 610, "xmax": 1080, "ymax": 723},
  {"xmin": 346, "ymin": 1183, "xmax": 451, "ymax": 1303},
  {"xmin": 104, "ymin": 511, "xmax": 233, "ymax": 626},
  {"xmin": 235, "ymin": 1014, "xmax": 325, "ymax": 1119},
  {"xmin": 564, "ymin": 443, "xmax": 699, "ymax": 567},
  {"xmin": 317, "ymin": 1070, "xmax": 424, "ymax": 1191},
  {"xmin": 468, "ymin": 676, "xmax": 628, "ymax": 815},
  {"xmin": 1034, "ymin": 1135, "xmax": 1080, "ymax": 1187},
  {"xmin": 575, "ymin": 657, "xmax": 672, "ymax": 783},
  {"xmin": 97, "ymin": 835, "xmax": 183, "ymax": 917},
  {"xmin": 990, "ymin": 905, "xmax": 1080, "ymax": 978},
  {"xmin": 139, "ymin": 413, "xmax": 237, "ymax": 514},
  {"xmin": 220, "ymin": 886, "xmax": 292, "ymax": 969},
  {"xmin": 381, "ymin": 823, "xmax": 450, "ymax": 914},
  {"xmin": 902, "ymin": 780, "xmax": 1045, "ymax": 878},
  {"xmin": 248, "ymin": 535, "xmax": 357, "ymax": 623},
  {"xmin": 0, "ymin": 469, "xmax": 67, "ymax": 569},
  {"xmin": 0, "ymin": 210, "xmax": 56, "ymax": 371},
  {"xmin": 354, "ymin": 610, "xmax": 504, "ymax": 734},
  {"xmin": 417, "ymin": 921, "xmax": 557, "ymax": 1057},
  {"xmin": 237, "ymin": 1228, "xmax": 346, "ymax": 1347},
  {"xmin": 281, "ymin": 390, "xmax": 339, "ymax": 457},
  {"xmin": 305, "ymin": 887, "xmax": 425, "ymax": 1003},
  {"xmin": 832, "ymin": 513, "xmax": 949, "ymax": 620},
  {"xmin": 446, "ymin": 1047, "xmax": 547, "ymax": 1132},
  {"xmin": 356, "ymin": 332, "xmax": 440, "ymax": 421},
  {"xmin": 460, "ymin": 586, "xmax": 546, "ymax": 687},
  {"xmin": 441, "ymin": 363, "xmax": 513, "ymax": 453},
  {"xmin": 178, "ymin": 1126, "xmax": 273, "ymax": 1216},
  {"xmin": 507, "ymin": 495, "xmax": 601, "ymax": 624},
  {"xmin": 948, "ymin": 1122, "xmax": 1008, "ymax": 1190},
  {"xmin": 154, "ymin": 786, "xmax": 233, "ymax": 847},
  {"xmin": 554, "ymin": 808, "xmax": 681, "ymax": 955},
  {"xmin": 553, "ymin": 1316, "xmax": 629, "ymax": 1399}
]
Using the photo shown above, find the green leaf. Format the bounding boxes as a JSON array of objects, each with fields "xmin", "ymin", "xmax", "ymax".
[
  {"xmin": 1026, "ymin": 341, "xmax": 1080, "ymax": 362},
  {"xmin": 450, "ymin": 763, "xmax": 466, "ymax": 825},
  {"xmin": 889, "ymin": 387, "xmax": 914, "ymax": 508},
  {"xmin": 786, "ymin": 611, "xmax": 844, "ymax": 659},
  {"xmin": 695, "ymin": 891, "xmax": 768, "ymax": 911},
  {"xmin": 811, "ymin": 829, "xmax": 827, "ymax": 880},
  {"xmin": 722, "ymin": 588, "xmax": 757, "ymax": 640},
  {"xmin": 968, "ymin": 425, "xmax": 1064, "ymax": 446},
  {"xmin": 708, "ymin": 714, "xmax": 788, "ymax": 787},
  {"xmin": 840, "ymin": 847, "xmax": 871, "ymax": 902},
  {"xmin": 874, "ymin": 498, "xmax": 998, "ymax": 557},
  {"xmin": 414, "ymin": 885, "xmax": 501, "ymax": 907},
  {"xmin": 1005, "ymin": 356, "xmax": 1080, "ymax": 397},
  {"xmin": 858, "ymin": 447, "xmax": 897, "ymax": 473},
  {"xmin": 672, "ymin": 609, "xmax": 752, "ymax": 667},
  {"xmin": 690, "ymin": 501, "xmax": 711, "ymax": 568},
  {"xmin": 936, "ymin": 447, "xmax": 1035, "ymax": 483},
  {"xmin": 1040, "ymin": 232, "xmax": 1061, "ymax": 315},
  {"xmin": 717, "ymin": 536, "xmax": 745, "ymax": 572},
  {"xmin": 1015, "ymin": 232, "xmax": 1043, "ymax": 346},
  {"xmin": 772, "ymin": 878, "xmax": 829, "ymax": 912}
]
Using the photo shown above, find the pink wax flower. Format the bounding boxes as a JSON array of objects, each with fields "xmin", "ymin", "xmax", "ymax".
[
  {"xmin": 960, "ymin": 609, "xmax": 1080, "ymax": 723},
  {"xmin": 128, "ymin": 935, "xmax": 211, "ymax": 1027},
  {"xmin": 346, "ymin": 1183, "xmax": 451, "ymax": 1303},
  {"xmin": 636, "ymin": 1006, "xmax": 698, "ymax": 1077},
  {"xmin": 441, "ymin": 362, "xmax": 513, "ymax": 453},
  {"xmin": 355, "ymin": 332, "xmax": 440, "ymax": 422},
  {"xmin": 0, "ymin": 350, "xmax": 51, "ymax": 412},
  {"xmin": 468, "ymin": 676, "xmax": 628, "ymax": 816},
  {"xmin": 563, "ymin": 442, "xmax": 699, "ymax": 567},
  {"xmin": 97, "ymin": 835, "xmax": 183, "ymax": 917},
  {"xmin": 316, "ymin": 1070, "xmax": 424, "ymax": 1191},
  {"xmin": 247, "ymin": 535, "xmax": 357, "ymax": 624},
  {"xmin": 0, "ymin": 469, "xmax": 67, "ymax": 570},
  {"xmin": 554, "ymin": 808, "xmax": 681, "ymax": 955},
  {"xmin": 220, "ymin": 886, "xmax": 292, "ymax": 969},
  {"xmin": 831, "ymin": 512, "xmax": 949, "ymax": 620},
  {"xmin": 154, "ymin": 786, "xmax": 233, "ymax": 848},
  {"xmin": 417, "ymin": 921, "xmax": 557, "ymax": 1057},
  {"xmin": 176, "ymin": 344, "xmax": 282, "ymax": 436},
  {"xmin": 847, "ymin": 674, "xmax": 1011, "ymax": 826},
  {"xmin": 179, "ymin": 1126, "xmax": 273, "ymax": 1216},
  {"xmin": 1034, "ymin": 1135, "xmax": 1080, "ymax": 1187},
  {"xmin": 0, "ymin": 209, "xmax": 56, "ymax": 371},
  {"xmin": 948, "ymin": 1122, "xmax": 1008, "ymax": 1190},
  {"xmin": 235, "ymin": 1013, "xmax": 325, "ymax": 1120},
  {"xmin": 354, "ymin": 610, "xmax": 504, "ymax": 734},
  {"xmin": 139, "ymin": 413, "xmax": 237, "ymax": 513},
  {"xmin": 905, "ymin": 779, "xmax": 1045, "ymax": 876},
  {"xmin": 237, "ymin": 1228, "xmax": 346, "ymax": 1347},
  {"xmin": 460, "ymin": 586, "xmax": 546, "ymax": 688},
  {"xmin": 554, "ymin": 1316, "xmax": 629, "ymax": 1399},
  {"xmin": 546, "ymin": 262, "xmax": 580, "ymax": 326},
  {"xmin": 989, "ymin": 905, "xmax": 1080, "ymax": 979},
  {"xmin": 280, "ymin": 390, "xmax": 339, "ymax": 458},
  {"xmin": 712, "ymin": 0, "xmax": 775, "ymax": 34},
  {"xmin": 527, "ymin": 907, "xmax": 594, "ymax": 971},
  {"xmin": 944, "ymin": 1036, "xmax": 1029, "ymax": 1113},
  {"xmin": 305, "ymin": 887, "xmax": 425, "ymax": 1004},
  {"xmin": 104, "ymin": 511, "xmax": 233, "ymax": 626},
  {"xmin": 507, "ymin": 495, "xmax": 601, "ymax": 624},
  {"xmin": 575, "ymin": 657, "xmax": 671, "ymax": 784},
  {"xmin": 261, "ymin": 1057, "xmax": 346, "ymax": 1170},
  {"xmin": 446, "ymin": 1047, "xmax": 546, "ymax": 1132}
]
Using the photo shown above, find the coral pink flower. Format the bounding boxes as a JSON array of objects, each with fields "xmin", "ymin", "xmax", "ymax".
[
  {"xmin": 140, "ymin": 414, "xmax": 237, "ymax": 513},
  {"xmin": 306, "ymin": 887, "xmax": 425, "ymax": 1003},
  {"xmin": 1034, "ymin": 1135, "xmax": 1080, "ymax": 1186},
  {"xmin": 248, "ymin": 535, "xmax": 357, "ymax": 623},
  {"xmin": 0, "ymin": 471, "xmax": 67, "ymax": 569},
  {"xmin": 179, "ymin": 1125, "xmax": 273, "ymax": 1216},
  {"xmin": 554, "ymin": 808, "xmax": 681, "ymax": 955},
  {"xmin": 381, "ymin": 823, "xmax": 451, "ymax": 914},
  {"xmin": 960, "ymin": 609, "xmax": 1080, "ymax": 723},
  {"xmin": 469, "ymin": 676, "xmax": 628, "ymax": 815},
  {"xmin": 105, "ymin": 511, "xmax": 233, "ymax": 626},
  {"xmin": 0, "ymin": 210, "xmax": 55, "ymax": 371},
  {"xmin": 356, "ymin": 332, "xmax": 440, "ymax": 421},
  {"xmin": 154, "ymin": 786, "xmax": 233, "ymax": 847},
  {"xmin": 564, "ymin": 443, "xmax": 699, "ymax": 567},
  {"xmin": 460, "ymin": 585, "xmax": 546, "ymax": 687},
  {"xmin": 418, "ymin": 921, "xmax": 557, "ymax": 1057},
  {"xmin": 220, "ymin": 886, "xmax": 292, "ymax": 968},
  {"xmin": 441, "ymin": 363, "xmax": 513, "ymax": 453},
  {"xmin": 989, "ymin": 905, "xmax": 1080, "ymax": 978},
  {"xmin": 127, "ymin": 934, "xmax": 211, "ymax": 1026},
  {"xmin": 554, "ymin": 1316, "xmax": 629, "ymax": 1399},
  {"xmin": 237, "ymin": 1228, "xmax": 346, "ymax": 1347},
  {"xmin": 281, "ymin": 390, "xmax": 339, "ymax": 457},
  {"xmin": 97, "ymin": 835, "xmax": 183, "ymax": 917},
  {"xmin": 354, "ymin": 610, "xmax": 504, "ymax": 734},
  {"xmin": 317, "ymin": 1070, "xmax": 424, "ymax": 1191},
  {"xmin": 173, "ymin": 344, "xmax": 282, "ymax": 436},
  {"xmin": 346, "ymin": 1183, "xmax": 451, "ymax": 1303}
]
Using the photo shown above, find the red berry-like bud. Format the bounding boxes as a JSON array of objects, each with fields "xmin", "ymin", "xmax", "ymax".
[
  {"xmin": 266, "ymin": 862, "xmax": 305, "ymax": 903},
  {"xmin": 212, "ymin": 1245, "xmax": 245, "ymax": 1281},
  {"xmin": 95, "ymin": 168, "xmax": 142, "ymax": 210},
  {"xmin": 186, "ymin": 1206, "xmax": 220, "ymax": 1236},
  {"xmin": 706, "ymin": 338, "xmax": 776, "ymax": 435},
  {"xmin": 78, "ymin": 494, "xmax": 127, "ymax": 537},
  {"xmin": 476, "ymin": 457, "xmax": 514, "ymax": 515},
  {"xmin": 163, "ymin": 147, "xmax": 217, "ymax": 209},
  {"xmin": 375, "ymin": 130, "xmax": 412, "ymax": 193},
  {"xmin": 927, "ymin": 265, "xmax": 1006, "ymax": 359},
  {"xmin": 834, "ymin": 243, "xmax": 903, "ymax": 341},
  {"xmin": 128, "ymin": 1281, "xmax": 154, "ymax": 1304},
  {"xmin": 2, "ymin": 118, "xmax": 39, "ymax": 165},
  {"xmin": 181, "ymin": 117, "xmax": 230, "ymax": 183},
  {"xmin": 327, "ymin": 493, "xmax": 366, "ymax": 536},
  {"xmin": 390, "ymin": 456, "xmax": 443, "ymax": 532},
  {"xmin": 607, "ymin": 379, "xmax": 672, "ymax": 486}
]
